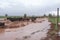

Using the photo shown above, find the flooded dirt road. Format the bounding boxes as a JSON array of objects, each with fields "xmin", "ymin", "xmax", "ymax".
[{"xmin": 0, "ymin": 18, "xmax": 51, "ymax": 40}]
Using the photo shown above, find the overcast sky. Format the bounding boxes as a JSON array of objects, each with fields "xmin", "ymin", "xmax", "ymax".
[{"xmin": 0, "ymin": 0, "xmax": 60, "ymax": 16}]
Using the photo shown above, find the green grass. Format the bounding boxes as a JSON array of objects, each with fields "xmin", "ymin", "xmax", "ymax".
[
  {"xmin": 48, "ymin": 17, "xmax": 60, "ymax": 30},
  {"xmin": 48, "ymin": 17, "xmax": 60, "ymax": 24},
  {"xmin": 0, "ymin": 16, "xmax": 23, "ymax": 18},
  {"xmin": 0, "ymin": 16, "xmax": 6, "ymax": 18}
]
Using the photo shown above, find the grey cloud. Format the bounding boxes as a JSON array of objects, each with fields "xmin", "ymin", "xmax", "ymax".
[{"xmin": 0, "ymin": 0, "xmax": 60, "ymax": 16}]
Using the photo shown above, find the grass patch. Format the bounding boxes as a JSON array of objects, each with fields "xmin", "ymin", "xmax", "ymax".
[
  {"xmin": 49, "ymin": 17, "xmax": 60, "ymax": 23},
  {"xmin": 48, "ymin": 17, "xmax": 59, "ymax": 31},
  {"xmin": 0, "ymin": 16, "xmax": 22, "ymax": 18}
]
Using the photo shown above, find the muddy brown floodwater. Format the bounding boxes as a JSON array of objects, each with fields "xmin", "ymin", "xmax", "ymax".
[{"xmin": 0, "ymin": 18, "xmax": 51, "ymax": 40}]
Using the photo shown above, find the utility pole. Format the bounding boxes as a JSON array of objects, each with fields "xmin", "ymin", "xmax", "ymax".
[
  {"xmin": 57, "ymin": 8, "xmax": 59, "ymax": 30},
  {"xmin": 57, "ymin": 8, "xmax": 59, "ymax": 36},
  {"xmin": 55, "ymin": 8, "xmax": 59, "ymax": 31}
]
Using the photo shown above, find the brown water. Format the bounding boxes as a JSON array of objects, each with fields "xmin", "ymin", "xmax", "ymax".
[{"xmin": 0, "ymin": 18, "xmax": 51, "ymax": 40}]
